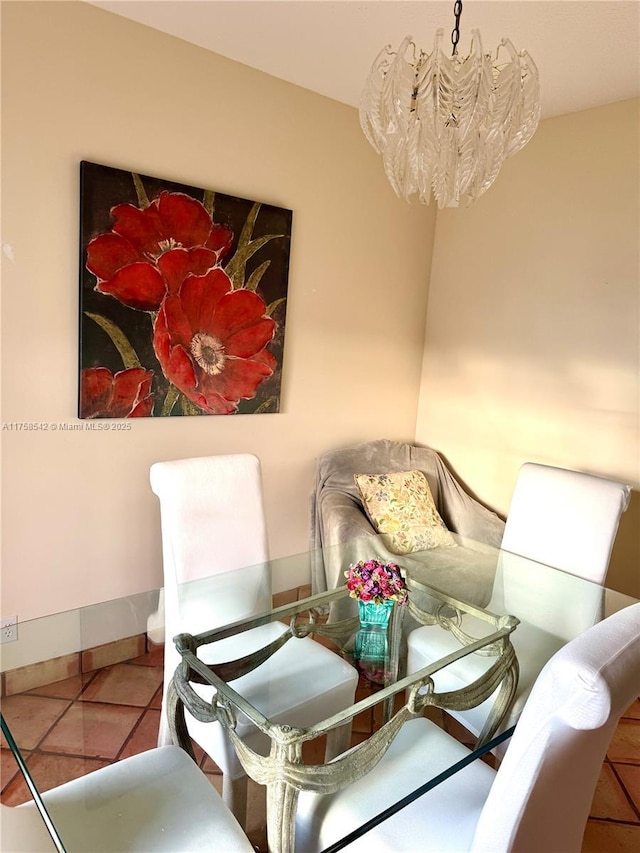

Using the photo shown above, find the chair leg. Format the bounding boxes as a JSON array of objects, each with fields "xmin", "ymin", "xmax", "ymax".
[
  {"xmin": 222, "ymin": 772, "xmax": 249, "ymax": 828},
  {"xmin": 325, "ymin": 721, "xmax": 352, "ymax": 761}
]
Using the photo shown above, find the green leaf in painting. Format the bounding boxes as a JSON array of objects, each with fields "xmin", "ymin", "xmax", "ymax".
[
  {"xmin": 224, "ymin": 202, "xmax": 284, "ymax": 289},
  {"xmin": 85, "ymin": 312, "xmax": 141, "ymax": 369},
  {"xmin": 246, "ymin": 260, "xmax": 271, "ymax": 292},
  {"xmin": 253, "ymin": 397, "xmax": 279, "ymax": 414},
  {"xmin": 161, "ymin": 384, "xmax": 180, "ymax": 416},
  {"xmin": 203, "ymin": 189, "xmax": 215, "ymax": 217},
  {"xmin": 266, "ymin": 297, "xmax": 286, "ymax": 317},
  {"xmin": 180, "ymin": 394, "xmax": 204, "ymax": 416},
  {"xmin": 132, "ymin": 173, "xmax": 149, "ymax": 209}
]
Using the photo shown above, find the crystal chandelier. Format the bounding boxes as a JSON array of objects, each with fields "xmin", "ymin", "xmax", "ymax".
[{"xmin": 359, "ymin": 1, "xmax": 541, "ymax": 208}]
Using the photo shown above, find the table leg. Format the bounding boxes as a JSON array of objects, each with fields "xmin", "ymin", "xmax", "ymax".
[
  {"xmin": 477, "ymin": 654, "xmax": 520, "ymax": 747},
  {"xmin": 266, "ymin": 778, "xmax": 299, "ymax": 853},
  {"xmin": 264, "ymin": 735, "xmax": 302, "ymax": 853}
]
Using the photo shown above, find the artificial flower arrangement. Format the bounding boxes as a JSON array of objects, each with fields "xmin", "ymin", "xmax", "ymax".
[{"xmin": 344, "ymin": 559, "xmax": 408, "ymax": 605}]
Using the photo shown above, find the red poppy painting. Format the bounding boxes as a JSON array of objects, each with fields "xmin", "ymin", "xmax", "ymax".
[{"xmin": 79, "ymin": 161, "xmax": 291, "ymax": 417}]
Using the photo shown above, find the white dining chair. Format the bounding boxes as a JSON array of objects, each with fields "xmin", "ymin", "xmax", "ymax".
[
  {"xmin": 406, "ymin": 462, "xmax": 631, "ymax": 742},
  {"xmin": 294, "ymin": 601, "xmax": 640, "ymax": 852},
  {"xmin": 0, "ymin": 744, "xmax": 254, "ymax": 852},
  {"xmin": 150, "ymin": 454, "xmax": 359, "ymax": 826}
]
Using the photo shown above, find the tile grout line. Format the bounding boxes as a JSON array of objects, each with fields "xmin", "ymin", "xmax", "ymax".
[
  {"xmin": 113, "ymin": 706, "xmax": 153, "ymax": 762},
  {"xmin": 6, "ymin": 662, "xmax": 91, "ymax": 758},
  {"xmin": 25, "ymin": 698, "xmax": 75, "ymax": 755},
  {"xmin": 609, "ymin": 761, "xmax": 640, "ymax": 822},
  {"xmin": 114, "ymin": 656, "xmax": 166, "ymax": 763},
  {"xmin": 587, "ymin": 816, "xmax": 640, "ymax": 827}
]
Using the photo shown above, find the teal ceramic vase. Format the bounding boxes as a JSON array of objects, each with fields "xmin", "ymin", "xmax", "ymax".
[{"xmin": 354, "ymin": 599, "xmax": 394, "ymax": 682}]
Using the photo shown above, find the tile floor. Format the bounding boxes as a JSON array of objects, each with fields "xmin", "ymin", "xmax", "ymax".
[{"xmin": 1, "ymin": 590, "xmax": 639, "ymax": 851}]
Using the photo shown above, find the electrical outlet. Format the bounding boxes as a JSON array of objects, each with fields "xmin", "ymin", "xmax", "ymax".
[{"xmin": 1, "ymin": 616, "xmax": 18, "ymax": 643}]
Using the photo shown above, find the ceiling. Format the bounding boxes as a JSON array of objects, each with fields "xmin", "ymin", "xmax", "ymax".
[{"xmin": 91, "ymin": 1, "xmax": 640, "ymax": 119}]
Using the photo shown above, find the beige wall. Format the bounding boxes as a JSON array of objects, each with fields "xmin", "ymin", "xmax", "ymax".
[
  {"xmin": 3, "ymin": 3, "xmax": 637, "ymax": 623},
  {"xmin": 415, "ymin": 98, "xmax": 640, "ymax": 597},
  {"xmin": 1, "ymin": 2, "xmax": 436, "ymax": 620}
]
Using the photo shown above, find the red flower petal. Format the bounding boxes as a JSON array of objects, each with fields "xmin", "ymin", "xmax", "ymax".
[
  {"xmin": 190, "ymin": 389, "xmax": 238, "ymax": 415},
  {"xmin": 158, "ymin": 338, "xmax": 238, "ymax": 416},
  {"xmin": 129, "ymin": 367, "xmax": 155, "ymax": 417},
  {"xmin": 80, "ymin": 367, "xmax": 154, "ymax": 418},
  {"xmin": 111, "ymin": 203, "xmax": 164, "ymax": 257},
  {"xmin": 252, "ymin": 348, "xmax": 278, "ymax": 371},
  {"xmin": 153, "ymin": 304, "xmax": 172, "ymax": 365},
  {"xmin": 129, "ymin": 396, "xmax": 154, "ymax": 417},
  {"xmin": 80, "ymin": 368, "xmax": 113, "ymax": 418},
  {"xmin": 211, "ymin": 290, "xmax": 271, "ymax": 342},
  {"xmin": 206, "ymin": 223, "xmax": 234, "ymax": 260},
  {"xmin": 110, "ymin": 368, "xmax": 154, "ymax": 417},
  {"xmin": 153, "ymin": 307, "xmax": 198, "ymax": 399},
  {"xmin": 96, "ymin": 262, "xmax": 166, "ymax": 311},
  {"xmin": 158, "ymin": 294, "xmax": 194, "ymax": 350},
  {"xmin": 164, "ymin": 343, "xmax": 199, "ymax": 394},
  {"xmin": 137, "ymin": 371, "xmax": 154, "ymax": 400},
  {"xmin": 200, "ymin": 354, "xmax": 273, "ymax": 402},
  {"xmin": 86, "ymin": 233, "xmax": 142, "ymax": 280},
  {"xmin": 180, "ymin": 269, "xmax": 232, "ymax": 334},
  {"xmin": 153, "ymin": 280, "xmax": 277, "ymax": 414},
  {"xmin": 225, "ymin": 318, "xmax": 275, "ymax": 358},
  {"xmin": 157, "ymin": 247, "xmax": 219, "ymax": 295},
  {"xmin": 156, "ymin": 192, "xmax": 212, "ymax": 247}
]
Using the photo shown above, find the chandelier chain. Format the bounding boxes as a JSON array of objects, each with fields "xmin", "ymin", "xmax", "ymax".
[{"xmin": 451, "ymin": 0, "xmax": 463, "ymax": 55}]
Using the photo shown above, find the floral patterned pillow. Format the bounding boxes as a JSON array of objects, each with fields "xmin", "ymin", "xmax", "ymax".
[{"xmin": 354, "ymin": 470, "xmax": 456, "ymax": 555}]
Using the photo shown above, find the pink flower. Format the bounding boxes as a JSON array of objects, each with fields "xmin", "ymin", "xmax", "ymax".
[{"xmin": 344, "ymin": 560, "xmax": 408, "ymax": 605}]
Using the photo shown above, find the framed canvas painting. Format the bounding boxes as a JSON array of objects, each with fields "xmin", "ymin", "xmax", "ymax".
[{"xmin": 78, "ymin": 161, "xmax": 292, "ymax": 417}]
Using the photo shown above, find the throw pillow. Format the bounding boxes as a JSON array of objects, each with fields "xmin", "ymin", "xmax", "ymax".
[{"xmin": 354, "ymin": 469, "xmax": 456, "ymax": 556}]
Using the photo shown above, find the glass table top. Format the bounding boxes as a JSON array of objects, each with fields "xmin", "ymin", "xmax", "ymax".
[{"xmin": 1, "ymin": 535, "xmax": 637, "ymax": 851}]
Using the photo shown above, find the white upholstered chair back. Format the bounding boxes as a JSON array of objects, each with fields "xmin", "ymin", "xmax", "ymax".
[
  {"xmin": 496, "ymin": 462, "xmax": 631, "ymax": 641},
  {"xmin": 150, "ymin": 454, "xmax": 272, "ymax": 747},
  {"xmin": 500, "ymin": 462, "xmax": 631, "ymax": 584},
  {"xmin": 149, "ymin": 454, "xmax": 360, "ymax": 825},
  {"xmin": 495, "ymin": 552, "xmax": 605, "ymax": 642},
  {"xmin": 150, "ymin": 453, "xmax": 269, "ymax": 585},
  {"xmin": 471, "ymin": 601, "xmax": 640, "ymax": 852},
  {"xmin": 147, "ymin": 454, "xmax": 270, "ymax": 644},
  {"xmin": 407, "ymin": 463, "xmax": 631, "ymax": 744}
]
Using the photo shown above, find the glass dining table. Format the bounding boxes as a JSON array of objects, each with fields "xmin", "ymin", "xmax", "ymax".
[{"xmin": 1, "ymin": 535, "xmax": 637, "ymax": 852}]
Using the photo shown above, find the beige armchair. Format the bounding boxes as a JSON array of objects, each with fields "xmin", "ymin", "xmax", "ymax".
[{"xmin": 310, "ymin": 439, "xmax": 505, "ymax": 620}]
